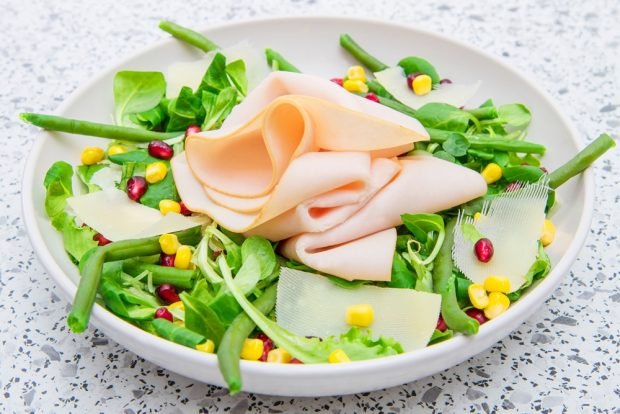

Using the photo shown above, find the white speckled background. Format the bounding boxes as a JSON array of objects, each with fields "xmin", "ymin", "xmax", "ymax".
[{"xmin": 2, "ymin": 0, "xmax": 619, "ymax": 412}]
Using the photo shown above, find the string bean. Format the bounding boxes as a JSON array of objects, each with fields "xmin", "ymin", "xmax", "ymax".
[{"xmin": 158, "ymin": 20, "xmax": 219, "ymax": 53}]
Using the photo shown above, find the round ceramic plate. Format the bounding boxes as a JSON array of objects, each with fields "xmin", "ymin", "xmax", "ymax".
[{"xmin": 22, "ymin": 16, "xmax": 593, "ymax": 396}]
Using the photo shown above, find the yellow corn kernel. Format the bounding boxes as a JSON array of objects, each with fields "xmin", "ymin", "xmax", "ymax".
[
  {"xmin": 468, "ymin": 283, "xmax": 490, "ymax": 309},
  {"xmin": 80, "ymin": 146, "xmax": 105, "ymax": 165},
  {"xmin": 541, "ymin": 219, "xmax": 556, "ymax": 247},
  {"xmin": 159, "ymin": 233, "xmax": 180, "ymax": 255},
  {"xmin": 412, "ymin": 74, "xmax": 433, "ymax": 96},
  {"xmin": 345, "ymin": 304, "xmax": 374, "ymax": 327},
  {"xmin": 346, "ymin": 65, "xmax": 367, "ymax": 82},
  {"xmin": 240, "ymin": 338, "xmax": 264, "ymax": 361},
  {"xmin": 484, "ymin": 275, "xmax": 511, "ymax": 293},
  {"xmin": 343, "ymin": 79, "xmax": 369, "ymax": 93},
  {"xmin": 145, "ymin": 161, "xmax": 167, "ymax": 184},
  {"xmin": 328, "ymin": 349, "xmax": 351, "ymax": 364},
  {"xmin": 483, "ymin": 292, "xmax": 510, "ymax": 319},
  {"xmin": 167, "ymin": 301, "xmax": 185, "ymax": 312},
  {"xmin": 173, "ymin": 320, "xmax": 185, "ymax": 327},
  {"xmin": 267, "ymin": 348, "xmax": 292, "ymax": 364},
  {"xmin": 174, "ymin": 245, "xmax": 192, "ymax": 269},
  {"xmin": 481, "ymin": 163, "xmax": 502, "ymax": 184},
  {"xmin": 473, "ymin": 212, "xmax": 483, "ymax": 221},
  {"xmin": 107, "ymin": 144, "xmax": 127, "ymax": 156},
  {"xmin": 159, "ymin": 199, "xmax": 181, "ymax": 215},
  {"xmin": 196, "ymin": 339, "xmax": 215, "ymax": 353}
]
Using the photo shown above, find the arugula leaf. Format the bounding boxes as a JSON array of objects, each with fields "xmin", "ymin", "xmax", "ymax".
[
  {"xmin": 152, "ymin": 318, "xmax": 206, "ymax": 348},
  {"xmin": 398, "ymin": 56, "xmax": 440, "ymax": 84},
  {"xmin": 387, "ymin": 252, "xmax": 415, "ymax": 289},
  {"xmin": 166, "ymin": 86, "xmax": 205, "ymax": 132},
  {"xmin": 442, "ymin": 133, "xmax": 470, "ymax": 157},
  {"xmin": 198, "ymin": 52, "xmax": 232, "ymax": 94},
  {"xmin": 225, "ymin": 59, "xmax": 248, "ymax": 96},
  {"xmin": 201, "ymin": 87, "xmax": 237, "ymax": 131},
  {"xmin": 180, "ymin": 292, "xmax": 226, "ymax": 346},
  {"xmin": 113, "ymin": 71, "xmax": 166, "ymax": 126},
  {"xmin": 415, "ymin": 103, "xmax": 471, "ymax": 133}
]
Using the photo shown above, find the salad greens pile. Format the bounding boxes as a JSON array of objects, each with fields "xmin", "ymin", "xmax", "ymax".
[{"xmin": 21, "ymin": 21, "xmax": 615, "ymax": 395}]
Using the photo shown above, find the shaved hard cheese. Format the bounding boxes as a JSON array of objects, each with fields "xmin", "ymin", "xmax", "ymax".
[
  {"xmin": 66, "ymin": 188, "xmax": 209, "ymax": 241},
  {"xmin": 374, "ymin": 66, "xmax": 481, "ymax": 110},
  {"xmin": 452, "ymin": 180, "xmax": 549, "ymax": 293},
  {"xmin": 276, "ymin": 268, "xmax": 441, "ymax": 351},
  {"xmin": 166, "ymin": 40, "xmax": 269, "ymax": 98}
]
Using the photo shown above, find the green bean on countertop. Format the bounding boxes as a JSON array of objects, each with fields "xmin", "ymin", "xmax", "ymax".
[
  {"xmin": 67, "ymin": 226, "xmax": 202, "ymax": 333},
  {"xmin": 217, "ymin": 284, "xmax": 278, "ymax": 395},
  {"xmin": 158, "ymin": 20, "xmax": 219, "ymax": 53},
  {"xmin": 432, "ymin": 218, "xmax": 479, "ymax": 335}
]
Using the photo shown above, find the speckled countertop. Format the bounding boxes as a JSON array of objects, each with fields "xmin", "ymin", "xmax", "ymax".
[{"xmin": 2, "ymin": 0, "xmax": 619, "ymax": 412}]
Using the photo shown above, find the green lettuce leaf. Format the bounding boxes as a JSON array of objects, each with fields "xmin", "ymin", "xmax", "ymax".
[{"xmin": 113, "ymin": 71, "xmax": 166, "ymax": 126}]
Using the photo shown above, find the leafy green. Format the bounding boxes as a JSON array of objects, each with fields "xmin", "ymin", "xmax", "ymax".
[
  {"xmin": 442, "ymin": 133, "xmax": 470, "ymax": 157},
  {"xmin": 460, "ymin": 222, "xmax": 484, "ymax": 244},
  {"xmin": 398, "ymin": 56, "xmax": 440, "ymax": 84},
  {"xmin": 139, "ymin": 163, "xmax": 180, "ymax": 209},
  {"xmin": 113, "ymin": 71, "xmax": 166, "ymax": 126},
  {"xmin": 221, "ymin": 254, "xmax": 402, "ymax": 363},
  {"xmin": 497, "ymin": 103, "xmax": 531, "ymax": 129},
  {"xmin": 388, "ymin": 251, "xmax": 416, "ymax": 289},
  {"xmin": 428, "ymin": 329, "xmax": 453, "ymax": 345},
  {"xmin": 108, "ymin": 149, "xmax": 159, "ymax": 165},
  {"xmin": 433, "ymin": 150, "xmax": 456, "ymax": 163},
  {"xmin": 152, "ymin": 318, "xmax": 206, "ymax": 348},
  {"xmin": 166, "ymin": 86, "xmax": 204, "ymax": 132},
  {"xmin": 129, "ymin": 101, "xmax": 168, "ymax": 131},
  {"xmin": 401, "ymin": 213, "xmax": 444, "ymax": 248},
  {"xmin": 502, "ymin": 165, "xmax": 545, "ymax": 183},
  {"xmin": 414, "ymin": 103, "xmax": 471, "ymax": 133},
  {"xmin": 326, "ymin": 276, "xmax": 368, "ymax": 289},
  {"xmin": 76, "ymin": 164, "xmax": 107, "ymax": 193},
  {"xmin": 198, "ymin": 52, "xmax": 232, "ymax": 94},
  {"xmin": 508, "ymin": 243, "xmax": 552, "ymax": 301},
  {"xmin": 225, "ymin": 59, "xmax": 248, "ymax": 96},
  {"xmin": 98, "ymin": 263, "xmax": 159, "ymax": 321},
  {"xmin": 180, "ymin": 292, "xmax": 225, "ymax": 346},
  {"xmin": 201, "ymin": 87, "xmax": 238, "ymax": 131}
]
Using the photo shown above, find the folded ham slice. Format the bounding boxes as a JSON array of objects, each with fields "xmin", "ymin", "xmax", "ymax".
[{"xmin": 280, "ymin": 156, "xmax": 488, "ymax": 281}]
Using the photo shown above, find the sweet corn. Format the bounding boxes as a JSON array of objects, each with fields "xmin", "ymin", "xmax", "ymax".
[
  {"xmin": 328, "ymin": 349, "xmax": 351, "ymax": 364},
  {"xmin": 484, "ymin": 275, "xmax": 511, "ymax": 293},
  {"xmin": 343, "ymin": 79, "xmax": 369, "ymax": 93},
  {"xmin": 345, "ymin": 304, "xmax": 374, "ymax": 327},
  {"xmin": 346, "ymin": 65, "xmax": 367, "ymax": 82},
  {"xmin": 145, "ymin": 161, "xmax": 167, "ymax": 184},
  {"xmin": 240, "ymin": 338, "xmax": 264, "ymax": 361},
  {"xmin": 174, "ymin": 245, "xmax": 192, "ymax": 269},
  {"xmin": 541, "ymin": 219, "xmax": 556, "ymax": 247},
  {"xmin": 173, "ymin": 320, "xmax": 185, "ymax": 327},
  {"xmin": 468, "ymin": 283, "xmax": 490, "ymax": 309},
  {"xmin": 159, "ymin": 199, "xmax": 181, "ymax": 215},
  {"xmin": 159, "ymin": 233, "xmax": 180, "ymax": 255},
  {"xmin": 167, "ymin": 301, "xmax": 185, "ymax": 312},
  {"xmin": 267, "ymin": 348, "xmax": 292, "ymax": 364},
  {"xmin": 412, "ymin": 74, "xmax": 433, "ymax": 96},
  {"xmin": 80, "ymin": 146, "xmax": 105, "ymax": 165},
  {"xmin": 474, "ymin": 212, "xmax": 483, "ymax": 221},
  {"xmin": 484, "ymin": 292, "xmax": 510, "ymax": 319},
  {"xmin": 196, "ymin": 339, "xmax": 215, "ymax": 353},
  {"xmin": 107, "ymin": 144, "xmax": 127, "ymax": 156},
  {"xmin": 481, "ymin": 163, "xmax": 502, "ymax": 184}
]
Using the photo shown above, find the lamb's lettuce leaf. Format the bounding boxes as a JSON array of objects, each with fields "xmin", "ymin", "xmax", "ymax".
[{"xmin": 113, "ymin": 71, "xmax": 166, "ymax": 126}]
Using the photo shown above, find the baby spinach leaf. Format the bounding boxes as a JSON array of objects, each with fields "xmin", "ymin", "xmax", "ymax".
[
  {"xmin": 398, "ymin": 56, "xmax": 440, "ymax": 84},
  {"xmin": 498, "ymin": 103, "xmax": 531, "ymax": 129},
  {"xmin": 387, "ymin": 252, "xmax": 415, "ymax": 289},
  {"xmin": 502, "ymin": 165, "xmax": 545, "ymax": 183},
  {"xmin": 198, "ymin": 52, "xmax": 231, "ymax": 94},
  {"xmin": 129, "ymin": 102, "xmax": 168, "ymax": 131},
  {"xmin": 113, "ymin": 71, "xmax": 166, "ymax": 126},
  {"xmin": 139, "ymin": 163, "xmax": 180, "ymax": 209},
  {"xmin": 152, "ymin": 318, "xmax": 206, "ymax": 348},
  {"xmin": 108, "ymin": 149, "xmax": 159, "ymax": 165},
  {"xmin": 181, "ymin": 292, "xmax": 225, "ymax": 346},
  {"xmin": 166, "ymin": 86, "xmax": 205, "ymax": 132},
  {"xmin": 201, "ymin": 87, "xmax": 237, "ymax": 131},
  {"xmin": 225, "ymin": 59, "xmax": 248, "ymax": 96},
  {"xmin": 415, "ymin": 103, "xmax": 471, "ymax": 133},
  {"xmin": 442, "ymin": 133, "xmax": 470, "ymax": 157}
]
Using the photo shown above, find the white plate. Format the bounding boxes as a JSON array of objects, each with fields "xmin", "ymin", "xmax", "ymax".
[{"xmin": 22, "ymin": 16, "xmax": 593, "ymax": 396}]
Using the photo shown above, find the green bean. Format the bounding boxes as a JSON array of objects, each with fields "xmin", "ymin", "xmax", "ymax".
[
  {"xmin": 366, "ymin": 79, "xmax": 394, "ymax": 100},
  {"xmin": 122, "ymin": 259, "xmax": 197, "ymax": 289},
  {"xmin": 265, "ymin": 48, "xmax": 301, "ymax": 73},
  {"xmin": 217, "ymin": 284, "xmax": 277, "ymax": 395},
  {"xmin": 339, "ymin": 34, "xmax": 389, "ymax": 73},
  {"xmin": 427, "ymin": 128, "xmax": 546, "ymax": 155},
  {"xmin": 158, "ymin": 20, "xmax": 219, "ymax": 53},
  {"xmin": 548, "ymin": 133, "xmax": 615, "ymax": 189},
  {"xmin": 467, "ymin": 148, "xmax": 495, "ymax": 160},
  {"xmin": 152, "ymin": 318, "xmax": 206, "ymax": 348},
  {"xmin": 20, "ymin": 113, "xmax": 180, "ymax": 142},
  {"xmin": 376, "ymin": 95, "xmax": 417, "ymax": 118},
  {"xmin": 432, "ymin": 218, "xmax": 479, "ymax": 335},
  {"xmin": 67, "ymin": 226, "xmax": 202, "ymax": 333}
]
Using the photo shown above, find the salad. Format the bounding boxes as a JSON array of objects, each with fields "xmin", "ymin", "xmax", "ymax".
[{"xmin": 21, "ymin": 20, "xmax": 615, "ymax": 394}]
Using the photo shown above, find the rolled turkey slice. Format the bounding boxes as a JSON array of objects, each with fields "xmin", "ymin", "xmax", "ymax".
[{"xmin": 280, "ymin": 155, "xmax": 487, "ymax": 281}]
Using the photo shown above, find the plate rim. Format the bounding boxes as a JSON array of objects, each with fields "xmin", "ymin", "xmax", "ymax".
[{"xmin": 21, "ymin": 15, "xmax": 595, "ymax": 391}]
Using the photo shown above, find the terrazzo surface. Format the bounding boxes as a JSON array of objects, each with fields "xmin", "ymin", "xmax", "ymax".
[{"xmin": 1, "ymin": 0, "xmax": 619, "ymax": 412}]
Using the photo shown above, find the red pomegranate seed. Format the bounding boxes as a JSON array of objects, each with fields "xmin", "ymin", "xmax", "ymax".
[
  {"xmin": 159, "ymin": 253, "xmax": 175, "ymax": 267},
  {"xmin": 256, "ymin": 333, "xmax": 274, "ymax": 362},
  {"xmin": 148, "ymin": 140, "xmax": 174, "ymax": 160},
  {"xmin": 155, "ymin": 307, "xmax": 173, "ymax": 322},
  {"xmin": 185, "ymin": 124, "xmax": 202, "ymax": 137},
  {"xmin": 93, "ymin": 233, "xmax": 111, "ymax": 246},
  {"xmin": 330, "ymin": 78, "xmax": 344, "ymax": 87},
  {"xmin": 439, "ymin": 78, "xmax": 453, "ymax": 85},
  {"xmin": 436, "ymin": 315, "xmax": 448, "ymax": 332},
  {"xmin": 474, "ymin": 238, "xmax": 494, "ymax": 263},
  {"xmin": 365, "ymin": 92, "xmax": 380, "ymax": 103},
  {"xmin": 466, "ymin": 308, "xmax": 488, "ymax": 325},
  {"xmin": 156, "ymin": 284, "xmax": 180, "ymax": 304},
  {"xmin": 406, "ymin": 72, "xmax": 422, "ymax": 90},
  {"xmin": 179, "ymin": 201, "xmax": 193, "ymax": 216},
  {"xmin": 126, "ymin": 176, "xmax": 148, "ymax": 201},
  {"xmin": 505, "ymin": 182, "xmax": 521, "ymax": 192},
  {"xmin": 289, "ymin": 358, "xmax": 303, "ymax": 364}
]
